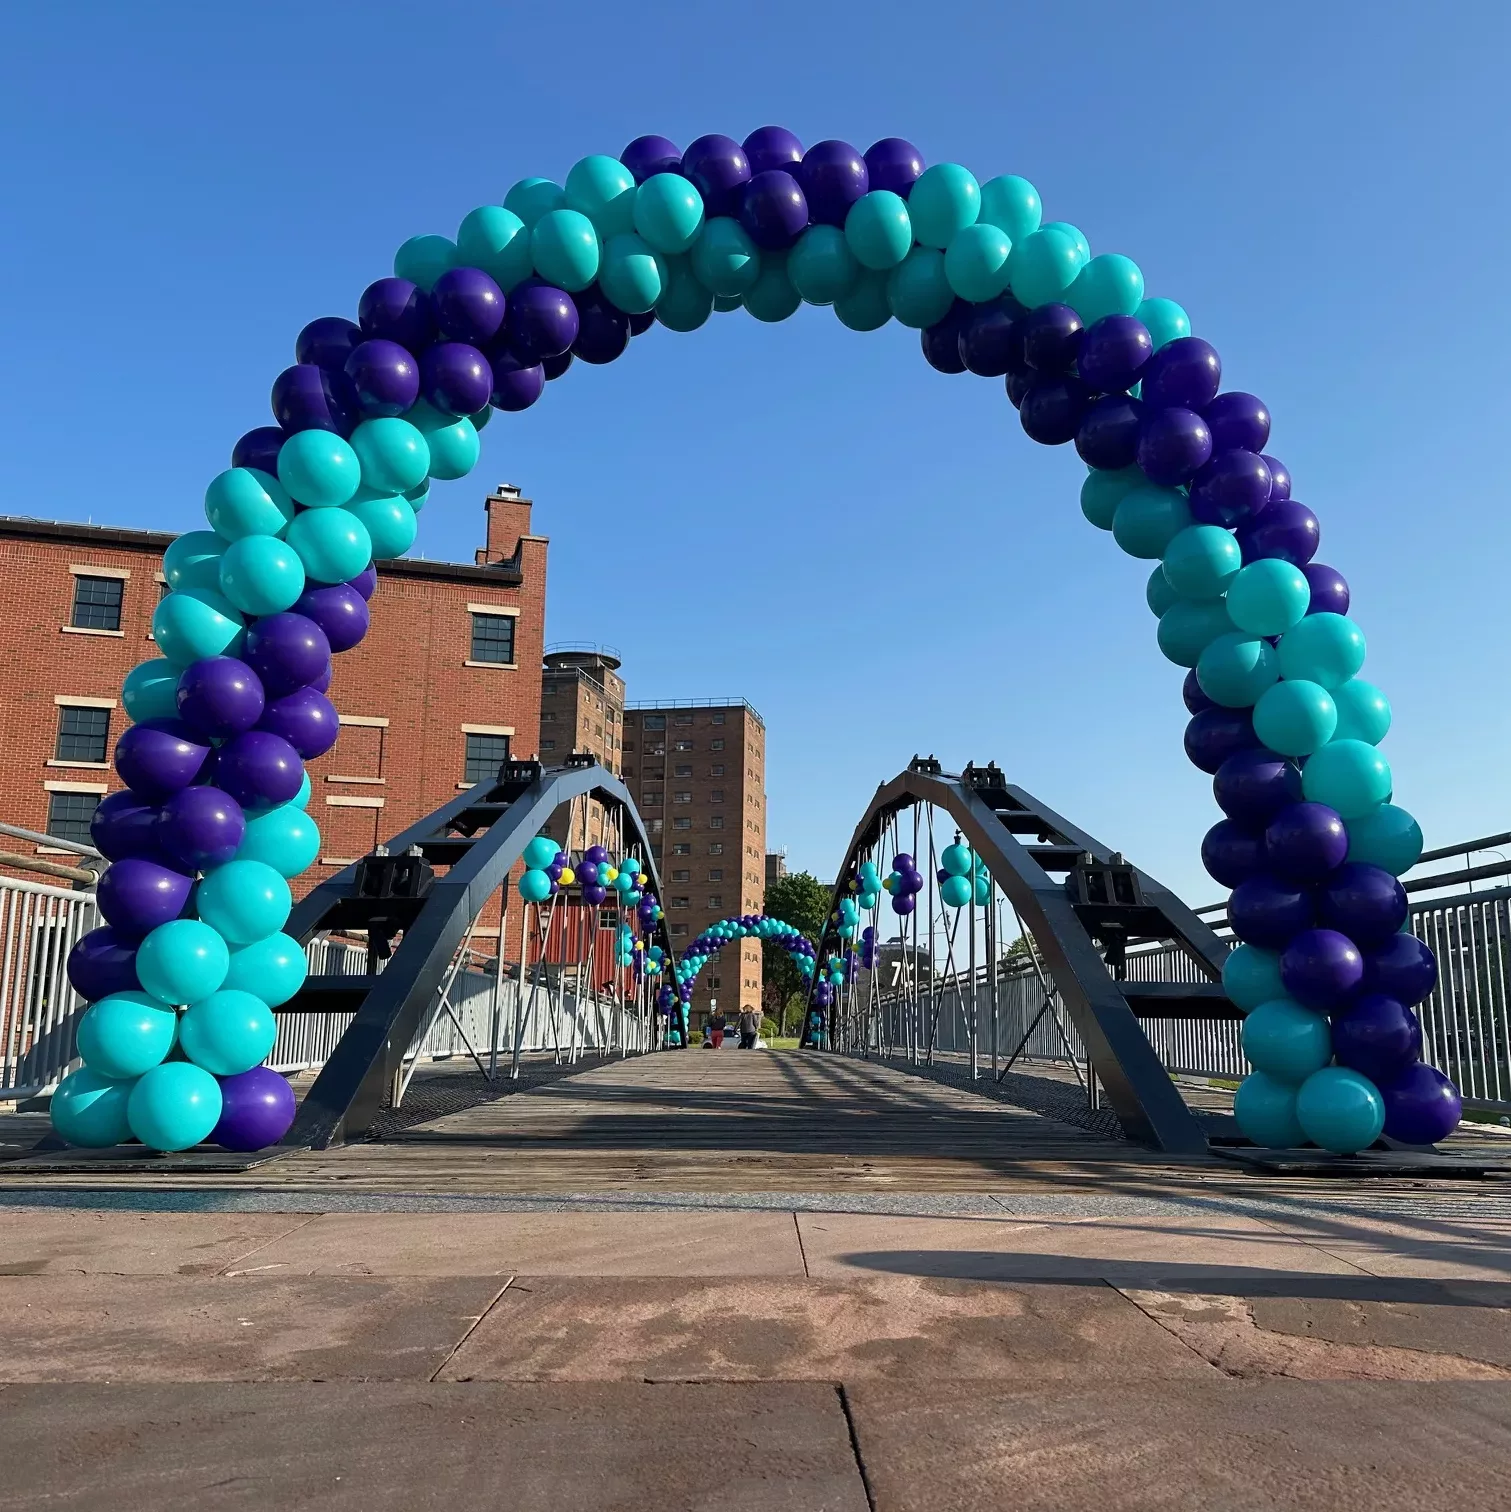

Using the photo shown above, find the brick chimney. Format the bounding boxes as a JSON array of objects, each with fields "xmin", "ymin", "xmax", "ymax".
[{"xmin": 475, "ymin": 484, "xmax": 534, "ymax": 567}]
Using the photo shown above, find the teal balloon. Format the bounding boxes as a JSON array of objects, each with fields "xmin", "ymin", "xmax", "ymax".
[
  {"xmin": 788, "ymin": 225, "xmax": 857, "ymax": 305},
  {"xmin": 942, "ymin": 222, "xmax": 1011, "ymax": 302},
  {"xmin": 136, "ymin": 919, "xmax": 230, "ymax": 1006},
  {"xmin": 50, "ymin": 1065, "xmax": 134, "ymax": 1149},
  {"xmin": 179, "ymin": 989, "xmax": 277, "ymax": 1077},
  {"xmin": 1079, "ymin": 466, "xmax": 1142, "ymax": 531},
  {"xmin": 205, "ymin": 467, "xmax": 294, "ymax": 541},
  {"xmin": 599, "ymin": 232, "xmax": 668, "ymax": 314},
  {"xmin": 346, "ymin": 496, "xmax": 417, "ymax": 561},
  {"xmin": 393, "ymin": 234, "xmax": 456, "ymax": 291},
  {"xmin": 1007, "ymin": 227, "xmax": 1083, "ymax": 308},
  {"xmin": 503, "ymin": 177, "xmax": 566, "ymax": 230},
  {"xmin": 524, "ymin": 835, "xmax": 558, "ymax": 870},
  {"xmin": 633, "ymin": 173, "xmax": 705, "ymax": 255},
  {"xmin": 218, "ymin": 534, "xmax": 306, "ymax": 616},
  {"xmin": 1227, "ymin": 559, "xmax": 1311, "ymax": 637},
  {"xmin": 152, "ymin": 588, "xmax": 245, "ymax": 667},
  {"xmin": 1069, "ymin": 253, "xmax": 1144, "ymax": 324},
  {"xmin": 743, "ymin": 253, "xmax": 801, "ymax": 323},
  {"xmin": 973, "ymin": 876, "xmax": 991, "ymax": 905},
  {"xmin": 712, "ymin": 292, "xmax": 744, "ymax": 313},
  {"xmin": 286, "ymin": 507, "xmax": 372, "ymax": 585},
  {"xmin": 456, "ymin": 205, "xmax": 534, "ymax": 290},
  {"xmin": 1233, "ymin": 1071, "xmax": 1306, "ymax": 1149},
  {"xmin": 565, "ymin": 153, "xmax": 637, "ymax": 237},
  {"xmin": 423, "ymin": 416, "xmax": 479, "ymax": 481},
  {"xmin": 1332, "ymin": 679, "xmax": 1391, "ymax": 744},
  {"xmin": 518, "ymin": 868, "xmax": 552, "ymax": 903},
  {"xmin": 1138, "ymin": 297, "xmax": 1191, "ymax": 350},
  {"xmin": 1301, "ymin": 739, "xmax": 1392, "ymax": 819},
  {"xmin": 223, "ymin": 931, "xmax": 308, "ymax": 1007},
  {"xmin": 940, "ymin": 874, "xmax": 972, "ymax": 908},
  {"xmin": 1112, "ymin": 484, "xmax": 1192, "ymax": 559},
  {"xmin": 977, "ymin": 174, "xmax": 1041, "ymax": 242},
  {"xmin": 907, "ymin": 162, "xmax": 980, "ymax": 249},
  {"xmin": 1157, "ymin": 599, "xmax": 1233, "ymax": 668},
  {"xmin": 834, "ymin": 269, "xmax": 892, "ymax": 331},
  {"xmin": 655, "ymin": 255, "xmax": 714, "ymax": 331},
  {"xmin": 163, "ymin": 530, "xmax": 226, "ymax": 592},
  {"xmin": 1197, "ymin": 633, "xmax": 1281, "ymax": 708},
  {"xmin": 531, "ymin": 208, "xmax": 601, "ymax": 291},
  {"xmin": 1146, "ymin": 565, "xmax": 1178, "ymax": 618},
  {"xmin": 1295, "ymin": 1066, "xmax": 1385, "ymax": 1154},
  {"xmin": 1242, "ymin": 998, "xmax": 1333, "ymax": 1083},
  {"xmin": 127, "ymin": 1061, "xmax": 223, "ymax": 1152},
  {"xmin": 351, "ymin": 418, "xmax": 430, "ymax": 496},
  {"xmin": 237, "ymin": 803, "xmax": 320, "ymax": 878},
  {"xmin": 197, "ymin": 859, "xmax": 292, "ymax": 945},
  {"xmin": 1345, "ymin": 803, "xmax": 1423, "ymax": 876},
  {"xmin": 691, "ymin": 217, "xmax": 761, "ymax": 297},
  {"xmin": 1162, "ymin": 524, "xmax": 1241, "ymax": 600},
  {"xmin": 123, "ymin": 658, "xmax": 180, "ymax": 724},
  {"xmin": 292, "ymin": 769, "xmax": 312, "ymax": 810},
  {"xmin": 941, "ymin": 843, "xmax": 974, "ymax": 877},
  {"xmin": 77, "ymin": 991, "xmax": 177, "ymax": 1079},
  {"xmin": 1253, "ymin": 679, "xmax": 1338, "ymax": 757},
  {"xmin": 844, "ymin": 190, "xmax": 912, "ymax": 271},
  {"xmin": 886, "ymin": 247, "xmax": 954, "ymax": 328},
  {"xmin": 1042, "ymin": 221, "xmax": 1091, "ymax": 267},
  {"xmin": 1277, "ymin": 612, "xmax": 1366, "ymax": 690},
  {"xmin": 277, "ymin": 429, "xmax": 361, "ymax": 508},
  {"xmin": 1223, "ymin": 944, "xmax": 1286, "ymax": 1012}
]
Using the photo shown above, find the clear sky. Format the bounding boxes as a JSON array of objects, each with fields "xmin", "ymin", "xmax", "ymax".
[{"xmin": 1, "ymin": 1, "xmax": 1507, "ymax": 902}]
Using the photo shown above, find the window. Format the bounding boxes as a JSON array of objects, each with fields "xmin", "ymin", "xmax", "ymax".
[
  {"xmin": 710, "ymin": 739, "xmax": 725, "ymax": 751},
  {"xmin": 709, "ymin": 816, "xmax": 724, "ymax": 829},
  {"xmin": 649, "ymin": 818, "xmax": 664, "ymax": 833},
  {"xmin": 642, "ymin": 791, "xmax": 662, "ymax": 805},
  {"xmin": 469, "ymin": 612, "xmax": 516, "ymax": 665},
  {"xmin": 710, "ymin": 765, "xmax": 724, "ymax": 777},
  {"xmin": 708, "ymin": 843, "xmax": 724, "ymax": 856},
  {"xmin": 710, "ymin": 790, "xmax": 724, "ymax": 804},
  {"xmin": 46, "ymin": 790, "xmax": 99, "ymax": 844},
  {"xmin": 674, "ymin": 713, "xmax": 692, "ymax": 726},
  {"xmin": 673, "ymin": 869, "xmax": 690, "ymax": 882},
  {"xmin": 623, "ymin": 740, "xmax": 636, "ymax": 753},
  {"xmin": 71, "ymin": 576, "xmax": 124, "ymax": 631},
  {"xmin": 644, "ymin": 715, "xmax": 666, "ymax": 730},
  {"xmin": 674, "ymin": 740, "xmax": 693, "ymax": 752},
  {"xmin": 671, "ymin": 896, "xmax": 689, "ymax": 909},
  {"xmin": 711, "ymin": 712, "xmax": 725, "ymax": 725},
  {"xmin": 708, "ymin": 868, "xmax": 723, "ymax": 881},
  {"xmin": 543, "ymin": 681, "xmax": 559, "ymax": 695},
  {"xmin": 463, "ymin": 731, "xmax": 510, "ymax": 784},
  {"xmin": 674, "ymin": 764, "xmax": 692, "ymax": 777},
  {"xmin": 673, "ymin": 818, "xmax": 692, "ymax": 831},
  {"xmin": 672, "ymin": 843, "xmax": 691, "ymax": 855},
  {"xmin": 671, "ymin": 924, "xmax": 688, "ymax": 937},
  {"xmin": 541, "ymin": 738, "xmax": 556, "ymax": 751},
  {"xmin": 708, "ymin": 894, "xmax": 723, "ymax": 909},
  {"xmin": 708, "ymin": 975, "xmax": 721, "ymax": 990},
  {"xmin": 673, "ymin": 791, "xmax": 691, "ymax": 804},
  {"xmin": 541, "ymin": 711, "xmax": 558, "ymax": 724},
  {"xmin": 55, "ymin": 706, "xmax": 110, "ymax": 764}
]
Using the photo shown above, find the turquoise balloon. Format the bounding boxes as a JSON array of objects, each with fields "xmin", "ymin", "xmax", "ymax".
[
  {"xmin": 1242, "ymin": 998, "xmax": 1333, "ymax": 1083},
  {"xmin": 1112, "ymin": 484, "xmax": 1192, "ymax": 559},
  {"xmin": 1042, "ymin": 221, "xmax": 1091, "ymax": 267},
  {"xmin": 237, "ymin": 803, "xmax": 320, "ymax": 878},
  {"xmin": 136, "ymin": 919, "xmax": 230, "ymax": 1006},
  {"xmin": 691, "ymin": 217, "xmax": 761, "ymax": 297},
  {"xmin": 1146, "ymin": 566, "xmax": 1179, "ymax": 618},
  {"xmin": 1295, "ymin": 1066, "xmax": 1385, "ymax": 1154},
  {"xmin": 456, "ymin": 205, "xmax": 534, "ymax": 290},
  {"xmin": 393, "ymin": 234, "xmax": 456, "ymax": 291},
  {"xmin": 504, "ymin": 176, "xmax": 566, "ymax": 228},
  {"xmin": 1223, "ymin": 944, "xmax": 1286, "ymax": 1011},
  {"xmin": 1332, "ymin": 679, "xmax": 1391, "ymax": 744},
  {"xmin": 205, "ymin": 467, "xmax": 294, "ymax": 541},
  {"xmin": 565, "ymin": 154, "xmax": 637, "ymax": 237},
  {"xmin": 1069, "ymin": 253, "xmax": 1144, "ymax": 324},
  {"xmin": 422, "ymin": 415, "xmax": 479, "ymax": 481},
  {"xmin": 524, "ymin": 835, "xmax": 558, "ymax": 870},
  {"xmin": 599, "ymin": 232, "xmax": 667, "ymax": 314},
  {"xmin": 178, "ymin": 989, "xmax": 276, "ymax": 1076},
  {"xmin": 712, "ymin": 292, "xmax": 744, "ymax": 313},
  {"xmin": 907, "ymin": 163, "xmax": 980, "ymax": 249},
  {"xmin": 633, "ymin": 173, "xmax": 705, "ymax": 255},
  {"xmin": 1079, "ymin": 466, "xmax": 1142, "ymax": 531},
  {"xmin": 346, "ymin": 496, "xmax": 417, "ymax": 560},
  {"xmin": 1138, "ymin": 297, "xmax": 1191, "ymax": 350},
  {"xmin": 1301, "ymin": 739, "xmax": 1392, "ymax": 819},
  {"xmin": 1157, "ymin": 599, "xmax": 1233, "ymax": 668},
  {"xmin": 197, "ymin": 859, "xmax": 292, "ymax": 945},
  {"xmin": 292, "ymin": 769, "xmax": 312, "ymax": 810},
  {"xmin": 531, "ymin": 207, "xmax": 601, "ymax": 291},
  {"xmin": 518, "ymin": 868, "xmax": 552, "ymax": 903},
  {"xmin": 1227, "ymin": 559, "xmax": 1311, "ymax": 637},
  {"xmin": 1197, "ymin": 633, "xmax": 1281, "ymax": 708},
  {"xmin": 940, "ymin": 875, "xmax": 972, "ymax": 907},
  {"xmin": 656, "ymin": 257, "xmax": 714, "ymax": 331},
  {"xmin": 351, "ymin": 418, "xmax": 430, "ymax": 496},
  {"xmin": 127, "ymin": 1061, "xmax": 223, "ymax": 1152},
  {"xmin": 977, "ymin": 174, "xmax": 1041, "ymax": 242},
  {"xmin": 743, "ymin": 253, "xmax": 801, "ymax": 323},
  {"xmin": 1007, "ymin": 227, "xmax": 1083, "ymax": 308},
  {"xmin": 886, "ymin": 247, "xmax": 954, "ymax": 328},
  {"xmin": 152, "ymin": 588, "xmax": 245, "ymax": 667},
  {"xmin": 1345, "ymin": 804, "xmax": 1423, "ymax": 876},
  {"xmin": 944, "ymin": 222, "xmax": 1013, "ymax": 302},
  {"xmin": 1277, "ymin": 612, "xmax": 1366, "ymax": 690},
  {"xmin": 940, "ymin": 843, "xmax": 973, "ymax": 877},
  {"xmin": 834, "ymin": 269, "xmax": 892, "ymax": 331},
  {"xmin": 218, "ymin": 534, "xmax": 306, "ymax": 616},
  {"xmin": 163, "ymin": 530, "xmax": 226, "ymax": 592},
  {"xmin": 973, "ymin": 876, "xmax": 991, "ymax": 905},
  {"xmin": 286, "ymin": 507, "xmax": 372, "ymax": 585},
  {"xmin": 50, "ymin": 1066, "xmax": 134, "ymax": 1149},
  {"xmin": 223, "ymin": 931, "xmax": 308, "ymax": 1007},
  {"xmin": 1233, "ymin": 1071, "xmax": 1306, "ymax": 1149},
  {"xmin": 277, "ymin": 429, "xmax": 360, "ymax": 508},
  {"xmin": 77, "ymin": 991, "xmax": 177, "ymax": 1079},
  {"xmin": 123, "ymin": 658, "xmax": 180, "ymax": 724},
  {"xmin": 844, "ymin": 190, "xmax": 912, "ymax": 270},
  {"xmin": 1253, "ymin": 679, "xmax": 1338, "ymax": 757},
  {"xmin": 788, "ymin": 225, "xmax": 857, "ymax": 305},
  {"xmin": 1161, "ymin": 524, "xmax": 1241, "ymax": 599}
]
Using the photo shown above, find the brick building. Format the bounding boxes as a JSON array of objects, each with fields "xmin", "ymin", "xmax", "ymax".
[{"xmin": 539, "ymin": 646, "xmax": 624, "ymax": 853}]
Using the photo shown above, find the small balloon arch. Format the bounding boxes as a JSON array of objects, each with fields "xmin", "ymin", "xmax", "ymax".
[
  {"xmin": 672, "ymin": 914, "xmax": 817, "ymax": 1016},
  {"xmin": 54, "ymin": 127, "xmax": 1458, "ymax": 1157}
]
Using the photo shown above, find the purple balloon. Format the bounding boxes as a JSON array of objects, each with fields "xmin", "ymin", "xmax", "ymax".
[
  {"xmin": 1077, "ymin": 314, "xmax": 1153, "ymax": 393},
  {"xmin": 1189, "ymin": 450, "xmax": 1274, "ymax": 528},
  {"xmin": 797, "ymin": 139, "xmax": 868, "ymax": 226},
  {"xmin": 1183, "ymin": 669, "xmax": 1215, "ymax": 715},
  {"xmin": 420, "ymin": 341, "xmax": 491, "ymax": 416},
  {"xmin": 892, "ymin": 891, "xmax": 916, "ymax": 916},
  {"xmin": 1141, "ymin": 336, "xmax": 1222, "ymax": 410},
  {"xmin": 627, "ymin": 308, "xmax": 655, "ymax": 337},
  {"xmin": 1019, "ymin": 377, "xmax": 1090, "ymax": 446},
  {"xmin": 957, "ymin": 301, "xmax": 1025, "ymax": 377},
  {"xmin": 1265, "ymin": 802, "xmax": 1348, "ymax": 883},
  {"xmin": 743, "ymin": 125, "xmax": 804, "ymax": 176},
  {"xmin": 620, "ymin": 135, "xmax": 682, "ymax": 185},
  {"xmin": 215, "ymin": 731, "xmax": 303, "ymax": 810},
  {"xmin": 1138, "ymin": 407, "xmax": 1213, "ymax": 486},
  {"xmin": 259, "ymin": 686, "xmax": 339, "ymax": 760},
  {"xmin": 680, "ymin": 134, "xmax": 750, "ymax": 216},
  {"xmin": 294, "ymin": 583, "xmax": 370, "ymax": 654},
  {"xmin": 739, "ymin": 170, "xmax": 809, "ymax": 250},
  {"xmin": 921, "ymin": 302, "xmax": 971, "ymax": 374},
  {"xmin": 1075, "ymin": 395, "xmax": 1144, "ymax": 470},
  {"xmin": 864, "ymin": 138, "xmax": 925, "ymax": 196},
  {"xmin": 575, "ymin": 860, "xmax": 599, "ymax": 887},
  {"xmin": 1214, "ymin": 748, "xmax": 1303, "ymax": 827},
  {"xmin": 541, "ymin": 349, "xmax": 573, "ymax": 380},
  {"xmin": 489, "ymin": 348, "xmax": 546, "ymax": 411},
  {"xmin": 432, "ymin": 266, "xmax": 506, "ymax": 346},
  {"xmin": 1204, "ymin": 391, "xmax": 1271, "ymax": 454},
  {"xmin": 308, "ymin": 661, "xmax": 332, "ymax": 694},
  {"xmin": 358, "ymin": 277, "xmax": 434, "ymax": 351},
  {"xmin": 295, "ymin": 316, "xmax": 361, "ymax": 371},
  {"xmin": 90, "ymin": 790, "xmax": 163, "ymax": 864},
  {"xmin": 1381, "ymin": 1061, "xmax": 1461, "ymax": 1145},
  {"xmin": 1262, "ymin": 455, "xmax": 1292, "ymax": 501},
  {"xmin": 1362, "ymin": 934, "xmax": 1437, "ymax": 1008},
  {"xmin": 1004, "ymin": 369, "xmax": 1032, "ymax": 409},
  {"xmin": 348, "ymin": 564, "xmax": 378, "ymax": 601},
  {"xmin": 232, "ymin": 426, "xmax": 285, "ymax": 476},
  {"xmin": 584, "ymin": 844, "xmax": 610, "ymax": 866},
  {"xmin": 213, "ymin": 1066, "xmax": 297, "ymax": 1151},
  {"xmin": 176, "ymin": 656, "xmax": 266, "ymax": 739},
  {"xmin": 1228, "ymin": 875, "xmax": 1315, "ymax": 950},
  {"xmin": 1280, "ymin": 927, "xmax": 1364, "ymax": 1010},
  {"xmin": 583, "ymin": 883, "xmax": 608, "ymax": 906},
  {"xmin": 504, "ymin": 283, "xmax": 579, "ymax": 362},
  {"xmin": 570, "ymin": 289, "xmax": 631, "ymax": 365},
  {"xmin": 271, "ymin": 363, "xmax": 357, "ymax": 437},
  {"xmin": 1303, "ymin": 562, "xmax": 1350, "ymax": 616},
  {"xmin": 158, "ymin": 785, "xmax": 246, "ymax": 872},
  {"xmin": 1237, "ymin": 499, "xmax": 1320, "ymax": 566},
  {"xmin": 1020, "ymin": 303, "xmax": 1083, "ymax": 373},
  {"xmin": 243, "ymin": 613, "xmax": 332, "ymax": 697},
  {"xmin": 67, "ymin": 925, "xmax": 141, "ymax": 1001},
  {"xmin": 96, "ymin": 857, "xmax": 193, "ymax": 937},
  {"xmin": 1318, "ymin": 862, "xmax": 1408, "ymax": 951},
  {"xmin": 1183, "ymin": 706, "xmax": 1256, "ymax": 775},
  {"xmin": 114, "ymin": 720, "xmax": 211, "ymax": 801},
  {"xmin": 343, "ymin": 339, "xmax": 420, "ymax": 418},
  {"xmin": 1201, "ymin": 819, "xmax": 1267, "ymax": 888},
  {"xmin": 1332, "ymin": 994, "xmax": 1422, "ymax": 1084}
]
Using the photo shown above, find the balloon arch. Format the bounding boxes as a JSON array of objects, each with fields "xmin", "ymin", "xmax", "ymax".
[
  {"xmin": 661, "ymin": 914, "xmax": 817, "ymax": 1042},
  {"xmin": 53, "ymin": 127, "xmax": 1458, "ymax": 1157}
]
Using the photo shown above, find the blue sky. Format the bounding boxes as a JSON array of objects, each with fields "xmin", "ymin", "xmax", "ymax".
[{"xmin": 2, "ymin": 2, "xmax": 1507, "ymax": 902}]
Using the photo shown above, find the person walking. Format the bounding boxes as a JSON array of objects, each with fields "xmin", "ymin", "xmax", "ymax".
[
  {"xmin": 737, "ymin": 1006, "xmax": 761, "ymax": 1049},
  {"xmin": 705, "ymin": 1008, "xmax": 726, "ymax": 1049}
]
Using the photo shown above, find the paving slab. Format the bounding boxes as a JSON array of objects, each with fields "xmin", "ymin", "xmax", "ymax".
[
  {"xmin": 845, "ymin": 1378, "xmax": 1511, "ymax": 1510},
  {"xmin": 440, "ymin": 1274, "xmax": 1214, "ymax": 1383},
  {"xmin": 0, "ymin": 1274, "xmax": 504, "ymax": 1382},
  {"xmin": 0, "ymin": 1380, "xmax": 869, "ymax": 1512}
]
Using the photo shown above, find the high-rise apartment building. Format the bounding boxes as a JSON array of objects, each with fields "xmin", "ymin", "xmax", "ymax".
[{"xmin": 539, "ymin": 645, "xmax": 624, "ymax": 851}]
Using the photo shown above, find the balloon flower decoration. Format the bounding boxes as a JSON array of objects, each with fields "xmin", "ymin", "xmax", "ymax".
[
  {"xmin": 674, "ymin": 914, "xmax": 816, "ymax": 1007},
  {"xmin": 882, "ymin": 853, "xmax": 926, "ymax": 915},
  {"xmin": 936, "ymin": 841, "xmax": 992, "ymax": 908},
  {"xmin": 860, "ymin": 925, "xmax": 878, "ymax": 970}
]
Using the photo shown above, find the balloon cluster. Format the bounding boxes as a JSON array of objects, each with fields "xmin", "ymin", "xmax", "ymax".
[
  {"xmin": 517, "ymin": 835, "xmax": 573, "ymax": 902},
  {"xmin": 937, "ymin": 842, "xmax": 991, "ymax": 908},
  {"xmin": 881, "ymin": 853, "xmax": 925, "ymax": 916},
  {"xmin": 860, "ymin": 924, "xmax": 878, "ymax": 969},
  {"xmin": 674, "ymin": 914, "xmax": 815, "ymax": 1005}
]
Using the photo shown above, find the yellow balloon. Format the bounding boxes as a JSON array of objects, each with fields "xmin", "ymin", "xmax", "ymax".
[
  {"xmin": 558, "ymin": 866, "xmax": 575, "ymax": 886},
  {"xmin": 603, "ymin": 866, "xmax": 618, "ymax": 883},
  {"xmin": 882, "ymin": 875, "xmax": 895, "ymax": 892},
  {"xmin": 636, "ymin": 873, "xmax": 647, "ymax": 886}
]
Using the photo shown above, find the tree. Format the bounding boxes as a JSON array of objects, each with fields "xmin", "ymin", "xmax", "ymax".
[
  {"xmin": 761, "ymin": 870, "xmax": 830, "ymax": 1035},
  {"xmin": 1002, "ymin": 934, "xmax": 1035, "ymax": 968}
]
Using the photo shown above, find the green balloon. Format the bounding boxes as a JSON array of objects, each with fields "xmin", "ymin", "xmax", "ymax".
[
  {"xmin": 599, "ymin": 232, "xmax": 668, "ymax": 314},
  {"xmin": 1301, "ymin": 739, "xmax": 1392, "ymax": 819},
  {"xmin": 1079, "ymin": 466, "xmax": 1142, "ymax": 531},
  {"xmin": 218, "ymin": 534, "xmax": 306, "ymax": 617},
  {"xmin": 531, "ymin": 208, "xmax": 601, "ymax": 291},
  {"xmin": 286, "ymin": 507, "xmax": 372, "ymax": 586},
  {"xmin": 1138, "ymin": 297, "xmax": 1191, "ymax": 350},
  {"xmin": 1277, "ymin": 612, "xmax": 1367, "ymax": 690},
  {"xmin": 1332, "ymin": 679, "xmax": 1391, "ymax": 744},
  {"xmin": 633, "ymin": 173, "xmax": 705, "ymax": 255},
  {"xmin": 1345, "ymin": 803, "xmax": 1422, "ymax": 875},
  {"xmin": 123, "ymin": 658, "xmax": 182, "ymax": 724},
  {"xmin": 944, "ymin": 222, "xmax": 1012, "ymax": 302},
  {"xmin": 907, "ymin": 162, "xmax": 980, "ymax": 249},
  {"xmin": 844, "ymin": 190, "xmax": 912, "ymax": 270},
  {"xmin": 887, "ymin": 246, "xmax": 954, "ymax": 328},
  {"xmin": 564, "ymin": 154, "xmax": 637, "ymax": 237},
  {"xmin": 977, "ymin": 174, "xmax": 1041, "ymax": 242},
  {"xmin": 1157, "ymin": 598, "xmax": 1233, "ymax": 668},
  {"xmin": 655, "ymin": 256, "xmax": 714, "ymax": 331},
  {"xmin": 152, "ymin": 588, "xmax": 244, "ymax": 667},
  {"xmin": 277, "ymin": 429, "xmax": 360, "ymax": 509},
  {"xmin": 1069, "ymin": 253, "xmax": 1145, "ymax": 324},
  {"xmin": 346, "ymin": 496, "xmax": 417, "ymax": 560},
  {"xmin": 1146, "ymin": 565, "xmax": 1179, "ymax": 618},
  {"xmin": 351, "ymin": 418, "xmax": 430, "ymax": 496},
  {"xmin": 393, "ymin": 234, "xmax": 456, "ymax": 291},
  {"xmin": 1197, "ymin": 633, "xmax": 1281, "ymax": 708},
  {"xmin": 50, "ymin": 1066, "xmax": 134, "ymax": 1149},
  {"xmin": 1112, "ymin": 484, "xmax": 1192, "ymax": 559},
  {"xmin": 1161, "ymin": 524, "xmax": 1241, "ymax": 599},
  {"xmin": 456, "ymin": 205, "xmax": 534, "ymax": 291},
  {"xmin": 788, "ymin": 225, "xmax": 857, "ymax": 305},
  {"xmin": 1252, "ymin": 678, "xmax": 1338, "ymax": 756},
  {"xmin": 1007, "ymin": 227, "xmax": 1083, "ymax": 309},
  {"xmin": 205, "ymin": 467, "xmax": 294, "ymax": 541},
  {"xmin": 1227, "ymin": 559, "xmax": 1311, "ymax": 636},
  {"xmin": 834, "ymin": 269, "xmax": 892, "ymax": 331},
  {"xmin": 744, "ymin": 253, "xmax": 801, "ymax": 322},
  {"xmin": 503, "ymin": 176, "xmax": 566, "ymax": 229},
  {"xmin": 691, "ymin": 217, "xmax": 761, "ymax": 297}
]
